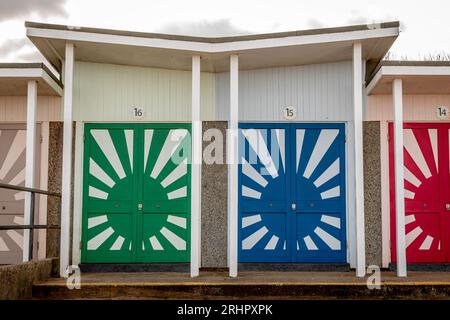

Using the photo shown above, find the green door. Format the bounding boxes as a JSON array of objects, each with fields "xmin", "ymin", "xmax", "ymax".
[{"xmin": 81, "ymin": 123, "xmax": 191, "ymax": 263}]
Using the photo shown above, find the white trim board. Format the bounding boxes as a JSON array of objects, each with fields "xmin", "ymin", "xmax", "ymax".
[{"xmin": 27, "ymin": 26, "xmax": 399, "ymax": 54}]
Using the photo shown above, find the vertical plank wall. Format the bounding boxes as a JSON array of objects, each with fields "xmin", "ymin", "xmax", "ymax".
[
  {"xmin": 73, "ymin": 62, "xmax": 216, "ymax": 121},
  {"xmin": 215, "ymin": 61, "xmax": 353, "ymax": 121}
]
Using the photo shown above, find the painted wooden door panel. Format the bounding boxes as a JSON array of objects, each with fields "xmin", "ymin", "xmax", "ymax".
[
  {"xmin": 0, "ymin": 124, "xmax": 40, "ymax": 264},
  {"xmin": 238, "ymin": 123, "xmax": 346, "ymax": 263},
  {"xmin": 390, "ymin": 123, "xmax": 450, "ymax": 263},
  {"xmin": 293, "ymin": 124, "xmax": 346, "ymax": 262},
  {"xmin": 81, "ymin": 124, "xmax": 190, "ymax": 263}
]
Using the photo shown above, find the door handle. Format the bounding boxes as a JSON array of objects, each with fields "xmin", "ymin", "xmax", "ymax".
[
  {"xmin": 291, "ymin": 203, "xmax": 296, "ymax": 211},
  {"xmin": 138, "ymin": 203, "xmax": 143, "ymax": 210},
  {"xmin": 446, "ymin": 203, "xmax": 450, "ymax": 211}
]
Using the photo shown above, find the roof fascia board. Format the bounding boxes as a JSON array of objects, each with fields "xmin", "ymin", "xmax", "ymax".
[
  {"xmin": 366, "ymin": 65, "xmax": 450, "ymax": 95},
  {"xmin": 27, "ymin": 26, "xmax": 399, "ymax": 54},
  {"xmin": 0, "ymin": 68, "xmax": 63, "ymax": 96}
]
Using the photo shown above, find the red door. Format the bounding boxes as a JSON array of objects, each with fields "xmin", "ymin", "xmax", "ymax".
[{"xmin": 390, "ymin": 123, "xmax": 450, "ymax": 263}]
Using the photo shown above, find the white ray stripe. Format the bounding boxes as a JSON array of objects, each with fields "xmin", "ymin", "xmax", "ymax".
[
  {"xmin": 403, "ymin": 129, "xmax": 431, "ymax": 179},
  {"xmin": 303, "ymin": 236, "xmax": 319, "ymax": 250},
  {"xmin": 314, "ymin": 227, "xmax": 341, "ymax": 250},
  {"xmin": 0, "ymin": 130, "xmax": 26, "ymax": 180},
  {"xmin": 419, "ymin": 235, "xmax": 433, "ymax": 250},
  {"xmin": 241, "ymin": 158, "xmax": 268, "ymax": 188},
  {"xmin": 242, "ymin": 226, "xmax": 268, "ymax": 250},
  {"xmin": 91, "ymin": 130, "xmax": 126, "ymax": 179},
  {"xmin": 167, "ymin": 186, "xmax": 187, "ymax": 200},
  {"xmin": 87, "ymin": 226, "xmax": 114, "ymax": 250},
  {"xmin": 144, "ymin": 129, "xmax": 153, "ymax": 172},
  {"xmin": 8, "ymin": 167, "xmax": 25, "ymax": 186},
  {"xmin": 438, "ymin": 241, "xmax": 441, "ymax": 250},
  {"xmin": 303, "ymin": 129, "xmax": 339, "ymax": 179},
  {"xmin": 264, "ymin": 235, "xmax": 279, "ymax": 250},
  {"xmin": 89, "ymin": 186, "xmax": 109, "ymax": 200},
  {"xmin": 13, "ymin": 216, "xmax": 24, "ymax": 225},
  {"xmin": 167, "ymin": 215, "xmax": 187, "ymax": 229},
  {"xmin": 150, "ymin": 236, "xmax": 164, "ymax": 250},
  {"xmin": 283, "ymin": 241, "xmax": 286, "ymax": 250},
  {"xmin": 406, "ymin": 226, "xmax": 423, "ymax": 248},
  {"xmin": 161, "ymin": 159, "xmax": 187, "ymax": 188},
  {"xmin": 129, "ymin": 242, "xmax": 132, "ymax": 251},
  {"xmin": 242, "ymin": 129, "xmax": 278, "ymax": 178},
  {"xmin": 151, "ymin": 129, "xmax": 188, "ymax": 179},
  {"xmin": 142, "ymin": 241, "xmax": 145, "ymax": 250},
  {"xmin": 89, "ymin": 158, "xmax": 116, "ymax": 188},
  {"xmin": 0, "ymin": 237, "xmax": 9, "ymax": 251},
  {"xmin": 110, "ymin": 235, "xmax": 125, "ymax": 250},
  {"xmin": 405, "ymin": 215, "xmax": 416, "ymax": 225},
  {"xmin": 242, "ymin": 185, "xmax": 261, "ymax": 199},
  {"xmin": 320, "ymin": 215, "xmax": 341, "ymax": 229},
  {"xmin": 242, "ymin": 214, "xmax": 262, "ymax": 228},
  {"xmin": 14, "ymin": 192, "xmax": 24, "ymax": 200},
  {"xmin": 88, "ymin": 215, "xmax": 108, "ymax": 229},
  {"xmin": 428, "ymin": 129, "xmax": 438, "ymax": 173},
  {"xmin": 275, "ymin": 129, "xmax": 285, "ymax": 172},
  {"xmin": 6, "ymin": 230, "xmax": 23, "ymax": 248},
  {"xmin": 320, "ymin": 186, "xmax": 340, "ymax": 199},
  {"xmin": 296, "ymin": 240, "xmax": 299, "ymax": 250},
  {"xmin": 125, "ymin": 130, "xmax": 133, "ymax": 173},
  {"xmin": 313, "ymin": 158, "xmax": 340, "ymax": 188},
  {"xmin": 296, "ymin": 130, "xmax": 305, "ymax": 173},
  {"xmin": 404, "ymin": 189, "xmax": 415, "ymax": 199},
  {"xmin": 160, "ymin": 227, "xmax": 186, "ymax": 250},
  {"xmin": 404, "ymin": 167, "xmax": 421, "ymax": 188}
]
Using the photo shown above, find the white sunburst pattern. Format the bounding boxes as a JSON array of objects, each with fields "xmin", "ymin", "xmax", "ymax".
[
  {"xmin": 0, "ymin": 129, "xmax": 27, "ymax": 259},
  {"xmin": 86, "ymin": 128, "xmax": 134, "ymax": 252},
  {"xmin": 295, "ymin": 128, "xmax": 344, "ymax": 253},
  {"xmin": 240, "ymin": 128, "xmax": 287, "ymax": 253},
  {"xmin": 142, "ymin": 128, "xmax": 189, "ymax": 252},
  {"xmin": 401, "ymin": 128, "xmax": 440, "ymax": 253}
]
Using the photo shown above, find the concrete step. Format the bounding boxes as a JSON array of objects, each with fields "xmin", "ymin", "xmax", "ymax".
[{"xmin": 32, "ymin": 271, "xmax": 450, "ymax": 300}]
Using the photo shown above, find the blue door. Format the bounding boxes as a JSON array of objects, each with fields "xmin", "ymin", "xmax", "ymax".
[{"xmin": 238, "ymin": 123, "xmax": 346, "ymax": 263}]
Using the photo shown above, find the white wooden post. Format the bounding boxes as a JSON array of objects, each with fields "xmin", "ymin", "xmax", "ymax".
[
  {"xmin": 60, "ymin": 43, "xmax": 74, "ymax": 277},
  {"xmin": 352, "ymin": 42, "xmax": 366, "ymax": 277},
  {"xmin": 191, "ymin": 55, "xmax": 201, "ymax": 277},
  {"xmin": 393, "ymin": 78, "xmax": 407, "ymax": 277},
  {"xmin": 23, "ymin": 80, "xmax": 37, "ymax": 262},
  {"xmin": 228, "ymin": 55, "xmax": 239, "ymax": 277}
]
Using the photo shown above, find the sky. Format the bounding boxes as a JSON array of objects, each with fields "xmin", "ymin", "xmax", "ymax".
[{"xmin": 1, "ymin": 0, "xmax": 450, "ymax": 64}]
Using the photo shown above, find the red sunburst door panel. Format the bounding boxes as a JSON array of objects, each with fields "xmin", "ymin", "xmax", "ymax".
[{"xmin": 390, "ymin": 124, "xmax": 450, "ymax": 263}]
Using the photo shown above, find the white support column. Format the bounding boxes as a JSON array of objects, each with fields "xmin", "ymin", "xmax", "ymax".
[
  {"xmin": 23, "ymin": 80, "xmax": 37, "ymax": 262},
  {"xmin": 60, "ymin": 43, "xmax": 74, "ymax": 277},
  {"xmin": 393, "ymin": 78, "xmax": 407, "ymax": 277},
  {"xmin": 191, "ymin": 55, "xmax": 201, "ymax": 277},
  {"xmin": 228, "ymin": 55, "xmax": 239, "ymax": 277},
  {"xmin": 352, "ymin": 42, "xmax": 366, "ymax": 277}
]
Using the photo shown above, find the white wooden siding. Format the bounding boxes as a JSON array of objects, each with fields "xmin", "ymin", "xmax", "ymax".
[
  {"xmin": 0, "ymin": 96, "xmax": 61, "ymax": 122},
  {"xmin": 215, "ymin": 61, "xmax": 353, "ymax": 121},
  {"xmin": 73, "ymin": 62, "xmax": 215, "ymax": 121},
  {"xmin": 366, "ymin": 95, "xmax": 450, "ymax": 121}
]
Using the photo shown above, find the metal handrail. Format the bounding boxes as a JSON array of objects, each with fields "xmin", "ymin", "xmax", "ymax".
[{"xmin": 0, "ymin": 182, "xmax": 61, "ymax": 261}]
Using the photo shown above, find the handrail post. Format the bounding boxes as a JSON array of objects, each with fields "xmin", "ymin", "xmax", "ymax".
[{"xmin": 28, "ymin": 192, "xmax": 35, "ymax": 261}]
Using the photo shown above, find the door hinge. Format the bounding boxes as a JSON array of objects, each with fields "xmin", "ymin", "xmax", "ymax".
[
  {"xmin": 344, "ymin": 134, "xmax": 347, "ymax": 143},
  {"xmin": 79, "ymin": 241, "xmax": 83, "ymax": 250},
  {"xmin": 83, "ymin": 133, "xmax": 85, "ymax": 143},
  {"xmin": 40, "ymin": 135, "xmax": 43, "ymax": 144}
]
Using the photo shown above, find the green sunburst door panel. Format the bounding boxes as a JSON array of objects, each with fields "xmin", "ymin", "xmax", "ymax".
[{"xmin": 81, "ymin": 124, "xmax": 191, "ymax": 263}]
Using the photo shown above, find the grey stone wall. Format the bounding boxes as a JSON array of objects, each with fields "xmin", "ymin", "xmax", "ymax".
[
  {"xmin": 363, "ymin": 121, "xmax": 382, "ymax": 267},
  {"xmin": 201, "ymin": 121, "xmax": 228, "ymax": 268},
  {"xmin": 0, "ymin": 258, "xmax": 58, "ymax": 299},
  {"xmin": 46, "ymin": 122, "xmax": 63, "ymax": 258}
]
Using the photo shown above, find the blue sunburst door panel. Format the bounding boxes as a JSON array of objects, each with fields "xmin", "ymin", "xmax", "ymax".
[{"xmin": 238, "ymin": 123, "xmax": 346, "ymax": 263}]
